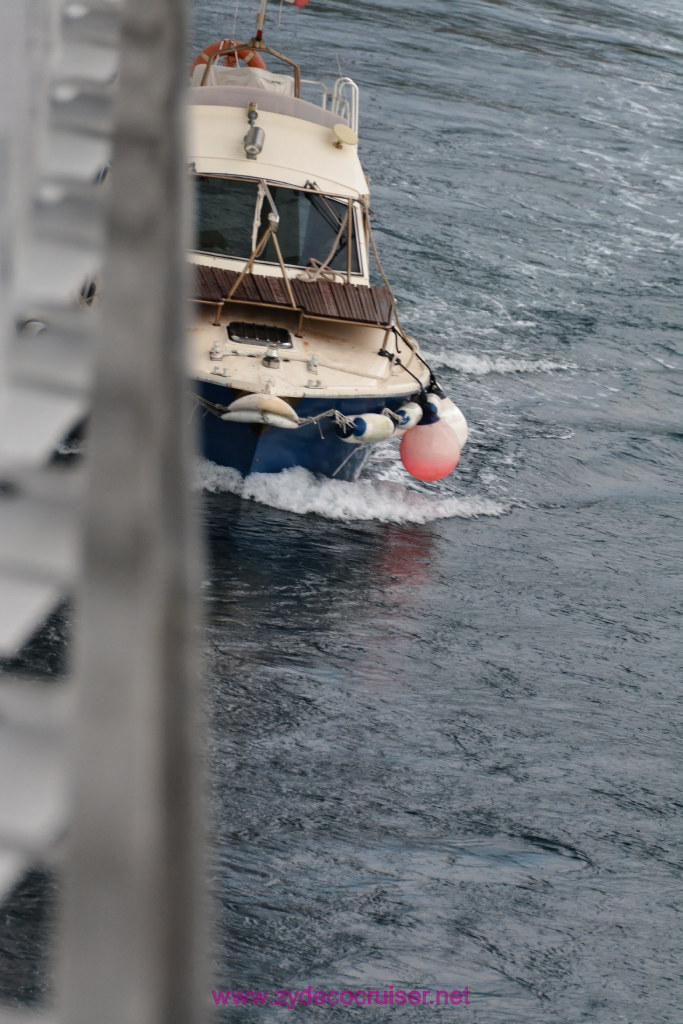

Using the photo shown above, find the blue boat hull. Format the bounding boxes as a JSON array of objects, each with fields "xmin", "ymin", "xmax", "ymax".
[{"xmin": 194, "ymin": 380, "xmax": 416, "ymax": 481}]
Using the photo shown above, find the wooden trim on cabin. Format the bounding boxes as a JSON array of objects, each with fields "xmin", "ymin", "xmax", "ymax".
[{"xmin": 192, "ymin": 264, "xmax": 393, "ymax": 326}]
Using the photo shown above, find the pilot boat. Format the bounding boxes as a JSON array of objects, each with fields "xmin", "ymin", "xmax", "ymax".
[{"xmin": 188, "ymin": 0, "xmax": 468, "ymax": 482}]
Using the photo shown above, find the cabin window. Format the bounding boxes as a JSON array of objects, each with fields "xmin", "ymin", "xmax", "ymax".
[
  {"xmin": 257, "ymin": 187, "xmax": 360, "ymax": 273},
  {"xmin": 195, "ymin": 177, "xmax": 257, "ymax": 259},
  {"xmin": 194, "ymin": 175, "xmax": 361, "ymax": 273}
]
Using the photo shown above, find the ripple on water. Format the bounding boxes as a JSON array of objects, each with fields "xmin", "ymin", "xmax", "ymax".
[{"xmin": 296, "ymin": 834, "xmax": 592, "ymax": 891}]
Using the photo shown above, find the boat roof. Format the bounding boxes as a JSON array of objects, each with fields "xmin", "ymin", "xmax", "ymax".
[{"xmin": 188, "ymin": 93, "xmax": 368, "ymax": 197}]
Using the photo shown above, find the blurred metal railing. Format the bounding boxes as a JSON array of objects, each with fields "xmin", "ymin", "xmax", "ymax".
[{"xmin": 0, "ymin": 0, "xmax": 204, "ymax": 1021}]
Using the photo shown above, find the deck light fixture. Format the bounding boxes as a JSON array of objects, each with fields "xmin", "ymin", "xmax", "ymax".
[
  {"xmin": 244, "ymin": 101, "xmax": 264, "ymax": 159},
  {"xmin": 244, "ymin": 125, "xmax": 265, "ymax": 159}
]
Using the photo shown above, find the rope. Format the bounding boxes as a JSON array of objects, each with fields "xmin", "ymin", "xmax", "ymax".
[
  {"xmin": 296, "ymin": 258, "xmax": 344, "ymax": 283},
  {"xmin": 192, "ymin": 394, "xmax": 229, "ymax": 418},
  {"xmin": 364, "ymin": 204, "xmax": 400, "ymax": 326},
  {"xmin": 377, "ymin": 335, "xmax": 428, "ymax": 393},
  {"xmin": 392, "ymin": 324, "xmax": 439, "ymax": 388},
  {"xmin": 363, "ymin": 201, "xmax": 438, "ymax": 393},
  {"xmin": 331, "ymin": 445, "xmax": 361, "ymax": 478},
  {"xmin": 296, "ymin": 195, "xmax": 350, "ymax": 282},
  {"xmin": 190, "ymin": 393, "xmax": 357, "ymax": 433}
]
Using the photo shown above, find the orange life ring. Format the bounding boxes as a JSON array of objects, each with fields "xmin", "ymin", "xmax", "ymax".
[{"xmin": 191, "ymin": 39, "xmax": 266, "ymax": 73}]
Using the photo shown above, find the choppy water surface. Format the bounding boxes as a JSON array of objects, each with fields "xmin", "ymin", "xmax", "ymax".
[
  {"xmin": 2, "ymin": 1, "xmax": 680, "ymax": 1021},
  {"xmin": 197, "ymin": 1, "xmax": 682, "ymax": 1022}
]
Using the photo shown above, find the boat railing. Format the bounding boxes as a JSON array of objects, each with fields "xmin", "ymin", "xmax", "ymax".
[
  {"xmin": 301, "ymin": 76, "xmax": 359, "ymax": 134},
  {"xmin": 198, "ymin": 42, "xmax": 301, "ymax": 95},
  {"xmin": 195, "ymin": 44, "xmax": 360, "ymax": 134},
  {"xmin": 332, "ymin": 77, "xmax": 359, "ymax": 134}
]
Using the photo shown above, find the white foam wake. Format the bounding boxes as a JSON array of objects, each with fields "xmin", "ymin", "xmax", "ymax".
[
  {"xmin": 196, "ymin": 460, "xmax": 505, "ymax": 524},
  {"xmin": 424, "ymin": 351, "xmax": 577, "ymax": 376}
]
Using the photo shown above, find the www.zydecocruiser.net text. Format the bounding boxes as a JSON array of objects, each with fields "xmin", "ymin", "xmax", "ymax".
[{"xmin": 212, "ymin": 986, "xmax": 471, "ymax": 1008}]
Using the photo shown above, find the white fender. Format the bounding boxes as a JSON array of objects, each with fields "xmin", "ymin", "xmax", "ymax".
[
  {"xmin": 392, "ymin": 401, "xmax": 423, "ymax": 433},
  {"xmin": 426, "ymin": 394, "xmax": 468, "ymax": 448},
  {"xmin": 339, "ymin": 412, "xmax": 396, "ymax": 444},
  {"xmin": 226, "ymin": 392, "xmax": 299, "ymax": 423},
  {"xmin": 221, "ymin": 410, "xmax": 300, "ymax": 429}
]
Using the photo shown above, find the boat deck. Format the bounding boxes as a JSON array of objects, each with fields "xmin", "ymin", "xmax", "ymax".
[{"xmin": 193, "ymin": 263, "xmax": 394, "ymax": 326}]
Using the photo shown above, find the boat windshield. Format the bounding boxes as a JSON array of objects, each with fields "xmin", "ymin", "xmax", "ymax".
[
  {"xmin": 195, "ymin": 177, "xmax": 255, "ymax": 260},
  {"xmin": 194, "ymin": 176, "xmax": 361, "ymax": 273}
]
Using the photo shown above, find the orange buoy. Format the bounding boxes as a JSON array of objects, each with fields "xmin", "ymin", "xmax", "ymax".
[
  {"xmin": 400, "ymin": 418, "xmax": 461, "ymax": 481},
  {"xmin": 191, "ymin": 39, "xmax": 266, "ymax": 73}
]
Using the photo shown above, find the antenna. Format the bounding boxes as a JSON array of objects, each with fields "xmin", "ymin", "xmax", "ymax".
[{"xmin": 255, "ymin": 0, "xmax": 269, "ymax": 40}]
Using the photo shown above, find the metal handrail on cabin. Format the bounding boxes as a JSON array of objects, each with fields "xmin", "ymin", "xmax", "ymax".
[
  {"xmin": 332, "ymin": 78, "xmax": 359, "ymax": 135},
  {"xmin": 296, "ymin": 78, "xmax": 360, "ymax": 134}
]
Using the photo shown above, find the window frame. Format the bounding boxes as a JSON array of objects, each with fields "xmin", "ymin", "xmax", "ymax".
[{"xmin": 192, "ymin": 173, "xmax": 365, "ymax": 277}]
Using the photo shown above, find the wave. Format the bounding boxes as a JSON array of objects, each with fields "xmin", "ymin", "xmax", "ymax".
[
  {"xmin": 423, "ymin": 351, "xmax": 577, "ymax": 376},
  {"xmin": 196, "ymin": 460, "xmax": 506, "ymax": 524}
]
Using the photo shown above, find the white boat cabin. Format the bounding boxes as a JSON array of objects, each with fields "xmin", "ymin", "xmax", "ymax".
[{"xmin": 188, "ymin": 55, "xmax": 369, "ymax": 289}]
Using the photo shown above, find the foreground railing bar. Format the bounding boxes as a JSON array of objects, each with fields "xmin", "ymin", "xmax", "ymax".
[{"xmin": 57, "ymin": 2, "xmax": 205, "ymax": 1023}]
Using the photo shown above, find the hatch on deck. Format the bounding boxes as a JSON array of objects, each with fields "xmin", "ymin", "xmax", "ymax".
[{"xmin": 227, "ymin": 321, "xmax": 293, "ymax": 347}]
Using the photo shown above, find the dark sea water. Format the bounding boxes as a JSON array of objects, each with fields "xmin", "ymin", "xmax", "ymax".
[
  {"xmin": 195, "ymin": 1, "xmax": 682, "ymax": 1022},
  {"xmin": 0, "ymin": 1, "xmax": 680, "ymax": 1022}
]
